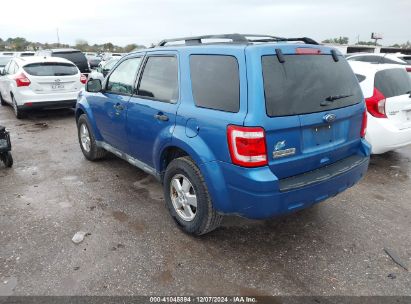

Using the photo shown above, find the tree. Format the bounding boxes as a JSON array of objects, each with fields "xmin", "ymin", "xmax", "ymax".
[
  {"xmin": 123, "ymin": 44, "xmax": 137, "ymax": 53},
  {"xmin": 7, "ymin": 37, "xmax": 29, "ymax": 51},
  {"xmin": 75, "ymin": 39, "xmax": 89, "ymax": 51},
  {"xmin": 103, "ymin": 42, "xmax": 114, "ymax": 52},
  {"xmin": 322, "ymin": 37, "xmax": 349, "ymax": 45}
]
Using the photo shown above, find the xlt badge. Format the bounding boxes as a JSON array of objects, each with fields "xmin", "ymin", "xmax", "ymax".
[{"xmin": 273, "ymin": 140, "xmax": 296, "ymax": 158}]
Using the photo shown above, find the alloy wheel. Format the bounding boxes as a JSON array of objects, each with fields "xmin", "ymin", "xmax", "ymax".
[{"xmin": 170, "ymin": 174, "xmax": 198, "ymax": 221}]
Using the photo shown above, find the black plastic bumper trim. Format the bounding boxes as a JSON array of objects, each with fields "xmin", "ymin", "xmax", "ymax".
[{"xmin": 279, "ymin": 155, "xmax": 369, "ymax": 192}]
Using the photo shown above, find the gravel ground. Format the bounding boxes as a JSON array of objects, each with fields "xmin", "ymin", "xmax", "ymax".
[{"xmin": 0, "ymin": 106, "xmax": 410, "ymax": 296}]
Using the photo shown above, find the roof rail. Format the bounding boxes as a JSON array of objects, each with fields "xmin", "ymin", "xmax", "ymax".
[{"xmin": 156, "ymin": 34, "xmax": 319, "ymax": 47}]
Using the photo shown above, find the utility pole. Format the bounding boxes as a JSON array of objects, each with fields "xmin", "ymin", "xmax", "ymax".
[{"xmin": 56, "ymin": 28, "xmax": 60, "ymax": 47}]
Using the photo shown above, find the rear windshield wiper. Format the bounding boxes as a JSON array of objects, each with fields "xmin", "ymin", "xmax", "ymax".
[
  {"xmin": 325, "ymin": 94, "xmax": 353, "ymax": 101},
  {"xmin": 321, "ymin": 94, "xmax": 353, "ymax": 106}
]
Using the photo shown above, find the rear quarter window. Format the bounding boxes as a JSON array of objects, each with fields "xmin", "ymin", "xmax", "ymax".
[
  {"xmin": 375, "ymin": 69, "xmax": 411, "ymax": 98},
  {"xmin": 190, "ymin": 55, "xmax": 240, "ymax": 113},
  {"xmin": 262, "ymin": 54, "xmax": 363, "ymax": 117},
  {"xmin": 355, "ymin": 74, "xmax": 366, "ymax": 83},
  {"xmin": 400, "ymin": 56, "xmax": 411, "ymax": 64}
]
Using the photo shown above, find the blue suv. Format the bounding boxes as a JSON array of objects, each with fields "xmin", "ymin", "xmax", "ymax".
[{"xmin": 76, "ymin": 34, "xmax": 371, "ymax": 235}]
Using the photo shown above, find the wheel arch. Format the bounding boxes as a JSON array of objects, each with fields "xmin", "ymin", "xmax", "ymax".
[{"xmin": 75, "ymin": 100, "xmax": 103, "ymax": 141}]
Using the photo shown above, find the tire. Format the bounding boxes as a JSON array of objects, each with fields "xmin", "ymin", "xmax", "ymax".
[
  {"xmin": 163, "ymin": 156, "xmax": 223, "ymax": 235},
  {"xmin": 12, "ymin": 95, "xmax": 25, "ymax": 119},
  {"xmin": 4, "ymin": 152, "xmax": 13, "ymax": 168},
  {"xmin": 77, "ymin": 114, "xmax": 107, "ymax": 161}
]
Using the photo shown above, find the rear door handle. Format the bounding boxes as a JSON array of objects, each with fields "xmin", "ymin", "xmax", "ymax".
[
  {"xmin": 154, "ymin": 113, "xmax": 169, "ymax": 121},
  {"xmin": 114, "ymin": 103, "xmax": 124, "ymax": 111}
]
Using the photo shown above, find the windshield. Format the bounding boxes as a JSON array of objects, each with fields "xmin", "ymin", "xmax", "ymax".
[
  {"xmin": 262, "ymin": 54, "xmax": 363, "ymax": 117},
  {"xmin": 23, "ymin": 62, "xmax": 78, "ymax": 76}
]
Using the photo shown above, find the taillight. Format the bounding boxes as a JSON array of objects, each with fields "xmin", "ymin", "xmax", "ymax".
[
  {"xmin": 296, "ymin": 48, "xmax": 321, "ymax": 55},
  {"xmin": 406, "ymin": 67, "xmax": 411, "ymax": 73},
  {"xmin": 365, "ymin": 88, "xmax": 387, "ymax": 118},
  {"xmin": 227, "ymin": 125, "xmax": 268, "ymax": 167},
  {"xmin": 360, "ymin": 110, "xmax": 367, "ymax": 138},
  {"xmin": 14, "ymin": 73, "xmax": 31, "ymax": 87},
  {"xmin": 80, "ymin": 74, "xmax": 87, "ymax": 84}
]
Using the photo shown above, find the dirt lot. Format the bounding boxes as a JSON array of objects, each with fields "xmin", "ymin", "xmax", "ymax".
[{"xmin": 0, "ymin": 105, "xmax": 410, "ymax": 296}]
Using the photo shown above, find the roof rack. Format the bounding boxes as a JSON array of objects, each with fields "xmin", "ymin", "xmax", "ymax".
[{"xmin": 156, "ymin": 34, "xmax": 319, "ymax": 47}]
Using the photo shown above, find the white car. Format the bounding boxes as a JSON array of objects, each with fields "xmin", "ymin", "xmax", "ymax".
[
  {"xmin": 347, "ymin": 53, "xmax": 411, "ymax": 76},
  {"xmin": 0, "ymin": 56, "xmax": 86, "ymax": 119},
  {"xmin": 349, "ymin": 61, "xmax": 411, "ymax": 154},
  {"xmin": 13, "ymin": 51, "xmax": 35, "ymax": 57}
]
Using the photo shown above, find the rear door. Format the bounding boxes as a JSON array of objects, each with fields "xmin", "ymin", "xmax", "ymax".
[
  {"xmin": 0, "ymin": 60, "xmax": 18, "ymax": 103},
  {"xmin": 254, "ymin": 48, "xmax": 364, "ymax": 179},
  {"xmin": 127, "ymin": 53, "xmax": 179, "ymax": 167},
  {"xmin": 375, "ymin": 68, "xmax": 411, "ymax": 129},
  {"xmin": 22, "ymin": 62, "xmax": 81, "ymax": 94}
]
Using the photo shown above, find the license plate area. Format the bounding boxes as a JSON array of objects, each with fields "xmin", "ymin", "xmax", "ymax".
[
  {"xmin": 51, "ymin": 84, "xmax": 65, "ymax": 90},
  {"xmin": 313, "ymin": 125, "xmax": 333, "ymax": 146}
]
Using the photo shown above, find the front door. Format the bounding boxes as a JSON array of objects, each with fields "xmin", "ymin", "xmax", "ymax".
[{"xmin": 91, "ymin": 56, "xmax": 142, "ymax": 152}]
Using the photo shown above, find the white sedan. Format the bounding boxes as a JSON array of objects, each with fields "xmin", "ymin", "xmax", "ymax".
[
  {"xmin": 0, "ymin": 56, "xmax": 86, "ymax": 119},
  {"xmin": 350, "ymin": 61, "xmax": 411, "ymax": 154}
]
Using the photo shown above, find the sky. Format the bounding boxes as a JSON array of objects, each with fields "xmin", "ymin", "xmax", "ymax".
[{"xmin": 0, "ymin": 0, "xmax": 409, "ymax": 47}]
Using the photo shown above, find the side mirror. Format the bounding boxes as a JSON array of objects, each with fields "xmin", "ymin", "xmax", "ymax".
[
  {"xmin": 86, "ymin": 79, "xmax": 103, "ymax": 93},
  {"xmin": 0, "ymin": 69, "xmax": 6, "ymax": 76}
]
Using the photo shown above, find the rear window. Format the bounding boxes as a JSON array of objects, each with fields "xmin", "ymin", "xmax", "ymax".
[
  {"xmin": 190, "ymin": 55, "xmax": 239, "ymax": 112},
  {"xmin": 375, "ymin": 68, "xmax": 411, "ymax": 98},
  {"xmin": 23, "ymin": 62, "xmax": 78, "ymax": 76},
  {"xmin": 52, "ymin": 52, "xmax": 86, "ymax": 63},
  {"xmin": 262, "ymin": 55, "xmax": 363, "ymax": 117}
]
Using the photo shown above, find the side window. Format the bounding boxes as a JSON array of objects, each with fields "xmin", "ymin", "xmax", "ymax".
[
  {"xmin": 190, "ymin": 55, "xmax": 240, "ymax": 112},
  {"xmin": 12, "ymin": 62, "xmax": 19, "ymax": 74},
  {"xmin": 383, "ymin": 58, "xmax": 405, "ymax": 65},
  {"xmin": 106, "ymin": 57, "xmax": 141, "ymax": 95},
  {"xmin": 8, "ymin": 62, "xmax": 17, "ymax": 74},
  {"xmin": 137, "ymin": 56, "xmax": 179, "ymax": 102},
  {"xmin": 348, "ymin": 56, "xmax": 364, "ymax": 62},
  {"xmin": 363, "ymin": 56, "xmax": 380, "ymax": 63},
  {"xmin": 4, "ymin": 61, "xmax": 11, "ymax": 74}
]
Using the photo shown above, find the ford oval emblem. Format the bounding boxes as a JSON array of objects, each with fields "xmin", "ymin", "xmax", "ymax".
[{"xmin": 323, "ymin": 113, "xmax": 337, "ymax": 123}]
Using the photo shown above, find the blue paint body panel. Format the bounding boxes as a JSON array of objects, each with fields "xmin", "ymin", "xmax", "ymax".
[{"xmin": 76, "ymin": 42, "xmax": 370, "ymax": 219}]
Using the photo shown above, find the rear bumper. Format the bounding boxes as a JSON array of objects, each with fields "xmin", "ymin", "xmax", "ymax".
[
  {"xmin": 14, "ymin": 89, "xmax": 80, "ymax": 109},
  {"xmin": 19, "ymin": 100, "xmax": 76, "ymax": 110},
  {"xmin": 366, "ymin": 115, "xmax": 411, "ymax": 154},
  {"xmin": 200, "ymin": 140, "xmax": 371, "ymax": 219}
]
